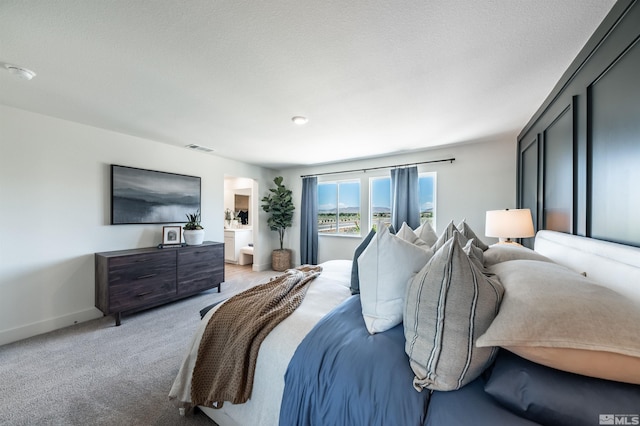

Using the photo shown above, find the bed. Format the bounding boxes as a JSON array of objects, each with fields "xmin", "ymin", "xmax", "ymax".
[{"xmin": 169, "ymin": 228, "xmax": 640, "ymax": 425}]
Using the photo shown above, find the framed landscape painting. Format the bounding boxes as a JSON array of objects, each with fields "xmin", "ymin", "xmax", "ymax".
[{"xmin": 111, "ymin": 165, "xmax": 201, "ymax": 224}]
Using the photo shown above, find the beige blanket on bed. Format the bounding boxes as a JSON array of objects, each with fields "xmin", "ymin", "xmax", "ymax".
[{"xmin": 190, "ymin": 265, "xmax": 322, "ymax": 408}]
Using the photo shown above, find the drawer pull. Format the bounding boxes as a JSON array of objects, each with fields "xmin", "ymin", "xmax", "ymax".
[
  {"xmin": 136, "ymin": 291, "xmax": 152, "ymax": 297},
  {"xmin": 136, "ymin": 274, "xmax": 156, "ymax": 280},
  {"xmin": 135, "ymin": 258, "xmax": 150, "ymax": 262}
]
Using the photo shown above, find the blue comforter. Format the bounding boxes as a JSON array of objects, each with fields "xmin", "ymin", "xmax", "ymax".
[{"xmin": 279, "ymin": 295, "xmax": 430, "ymax": 426}]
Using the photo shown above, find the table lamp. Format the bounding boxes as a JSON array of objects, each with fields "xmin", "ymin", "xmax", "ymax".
[{"xmin": 485, "ymin": 208, "xmax": 535, "ymax": 244}]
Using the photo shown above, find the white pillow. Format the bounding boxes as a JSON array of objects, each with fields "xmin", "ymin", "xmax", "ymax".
[
  {"xmin": 397, "ymin": 222, "xmax": 430, "ymax": 249},
  {"xmin": 414, "ymin": 222, "xmax": 438, "ymax": 247},
  {"xmin": 358, "ymin": 226, "xmax": 432, "ymax": 334}
]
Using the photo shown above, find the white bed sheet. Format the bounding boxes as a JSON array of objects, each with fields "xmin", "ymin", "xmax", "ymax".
[{"xmin": 169, "ymin": 260, "xmax": 353, "ymax": 426}]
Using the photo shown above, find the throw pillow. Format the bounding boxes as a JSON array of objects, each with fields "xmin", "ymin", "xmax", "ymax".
[
  {"xmin": 414, "ymin": 222, "xmax": 438, "ymax": 247},
  {"xmin": 431, "ymin": 221, "xmax": 466, "ymax": 252},
  {"xmin": 463, "ymin": 238, "xmax": 484, "ymax": 271},
  {"xmin": 485, "ymin": 350, "xmax": 640, "ymax": 426},
  {"xmin": 350, "ymin": 228, "xmax": 376, "ymax": 295},
  {"xmin": 397, "ymin": 222, "xmax": 430, "ymax": 249},
  {"xmin": 404, "ymin": 236, "xmax": 504, "ymax": 391},
  {"xmin": 358, "ymin": 226, "xmax": 432, "ymax": 334},
  {"xmin": 476, "ymin": 260, "xmax": 640, "ymax": 384},
  {"xmin": 457, "ymin": 220, "xmax": 489, "ymax": 251},
  {"xmin": 483, "ymin": 243, "xmax": 553, "ymax": 268}
]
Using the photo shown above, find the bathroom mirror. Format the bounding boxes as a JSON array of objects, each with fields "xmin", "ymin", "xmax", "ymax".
[{"xmin": 235, "ymin": 194, "xmax": 250, "ymax": 225}]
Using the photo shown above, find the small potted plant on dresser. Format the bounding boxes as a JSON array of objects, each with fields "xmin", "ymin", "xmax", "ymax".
[
  {"xmin": 183, "ymin": 210, "xmax": 205, "ymax": 245},
  {"xmin": 261, "ymin": 176, "xmax": 295, "ymax": 271}
]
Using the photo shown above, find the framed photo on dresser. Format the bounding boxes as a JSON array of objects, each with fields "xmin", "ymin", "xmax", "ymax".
[{"xmin": 162, "ymin": 226, "xmax": 182, "ymax": 246}]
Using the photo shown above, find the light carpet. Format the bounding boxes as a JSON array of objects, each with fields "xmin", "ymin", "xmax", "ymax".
[{"xmin": 0, "ymin": 270, "xmax": 279, "ymax": 426}]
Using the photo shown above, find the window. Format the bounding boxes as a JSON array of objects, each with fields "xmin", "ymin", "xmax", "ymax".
[
  {"xmin": 370, "ymin": 177, "xmax": 391, "ymax": 231},
  {"xmin": 418, "ymin": 173, "xmax": 436, "ymax": 227},
  {"xmin": 318, "ymin": 180, "xmax": 361, "ymax": 235},
  {"xmin": 369, "ymin": 172, "xmax": 436, "ymax": 230}
]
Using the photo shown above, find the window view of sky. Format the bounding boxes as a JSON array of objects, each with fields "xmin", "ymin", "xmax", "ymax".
[
  {"xmin": 318, "ymin": 181, "xmax": 360, "ymax": 211},
  {"xmin": 371, "ymin": 176, "xmax": 434, "ymax": 212},
  {"xmin": 319, "ymin": 176, "xmax": 434, "ymax": 212},
  {"xmin": 418, "ymin": 175, "xmax": 434, "ymax": 212},
  {"xmin": 317, "ymin": 174, "xmax": 435, "ymax": 234}
]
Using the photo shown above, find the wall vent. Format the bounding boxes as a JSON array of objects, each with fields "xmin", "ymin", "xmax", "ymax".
[{"xmin": 185, "ymin": 144, "xmax": 215, "ymax": 153}]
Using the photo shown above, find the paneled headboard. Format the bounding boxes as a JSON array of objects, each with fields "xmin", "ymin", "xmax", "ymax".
[
  {"xmin": 517, "ymin": 1, "xmax": 640, "ymax": 248},
  {"xmin": 535, "ymin": 230, "xmax": 640, "ymax": 304}
]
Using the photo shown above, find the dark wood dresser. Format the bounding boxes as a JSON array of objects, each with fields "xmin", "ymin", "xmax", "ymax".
[{"xmin": 95, "ymin": 241, "xmax": 224, "ymax": 325}]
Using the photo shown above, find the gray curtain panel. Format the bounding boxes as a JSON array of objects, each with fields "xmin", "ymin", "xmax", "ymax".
[
  {"xmin": 390, "ymin": 166, "xmax": 420, "ymax": 230},
  {"xmin": 300, "ymin": 176, "xmax": 319, "ymax": 265}
]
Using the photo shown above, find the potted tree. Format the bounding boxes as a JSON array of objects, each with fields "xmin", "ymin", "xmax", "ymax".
[
  {"xmin": 183, "ymin": 210, "xmax": 205, "ymax": 245},
  {"xmin": 261, "ymin": 176, "xmax": 295, "ymax": 271}
]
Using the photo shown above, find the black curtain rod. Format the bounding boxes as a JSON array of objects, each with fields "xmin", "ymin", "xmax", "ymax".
[{"xmin": 300, "ymin": 158, "xmax": 455, "ymax": 178}]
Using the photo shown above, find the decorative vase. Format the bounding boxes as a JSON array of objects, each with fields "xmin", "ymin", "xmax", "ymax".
[
  {"xmin": 272, "ymin": 249, "xmax": 291, "ymax": 271},
  {"xmin": 184, "ymin": 229, "xmax": 205, "ymax": 245}
]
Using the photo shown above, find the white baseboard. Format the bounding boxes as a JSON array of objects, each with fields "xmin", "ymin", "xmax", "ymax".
[
  {"xmin": 252, "ymin": 262, "xmax": 273, "ymax": 272},
  {"xmin": 0, "ymin": 307, "xmax": 103, "ymax": 347}
]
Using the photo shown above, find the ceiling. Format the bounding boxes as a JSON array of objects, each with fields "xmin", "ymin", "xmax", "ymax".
[{"xmin": 0, "ymin": 1, "xmax": 616, "ymax": 169}]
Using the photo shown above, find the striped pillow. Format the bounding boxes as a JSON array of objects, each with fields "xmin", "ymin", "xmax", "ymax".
[
  {"xmin": 404, "ymin": 236, "xmax": 504, "ymax": 391},
  {"xmin": 457, "ymin": 220, "xmax": 490, "ymax": 251},
  {"xmin": 431, "ymin": 221, "xmax": 465, "ymax": 252}
]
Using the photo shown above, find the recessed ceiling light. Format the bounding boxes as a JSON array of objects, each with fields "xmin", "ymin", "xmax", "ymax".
[
  {"xmin": 4, "ymin": 64, "xmax": 36, "ymax": 80},
  {"xmin": 292, "ymin": 116, "xmax": 308, "ymax": 125},
  {"xmin": 185, "ymin": 143, "xmax": 215, "ymax": 153}
]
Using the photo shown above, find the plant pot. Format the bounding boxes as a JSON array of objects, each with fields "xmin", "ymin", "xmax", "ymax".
[
  {"xmin": 183, "ymin": 229, "xmax": 205, "ymax": 245},
  {"xmin": 272, "ymin": 249, "xmax": 292, "ymax": 272}
]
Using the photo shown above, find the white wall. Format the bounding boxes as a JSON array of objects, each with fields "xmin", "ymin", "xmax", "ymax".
[
  {"xmin": 280, "ymin": 137, "xmax": 517, "ymax": 265},
  {"xmin": 0, "ymin": 105, "xmax": 277, "ymax": 345},
  {"xmin": 0, "ymin": 105, "xmax": 516, "ymax": 345}
]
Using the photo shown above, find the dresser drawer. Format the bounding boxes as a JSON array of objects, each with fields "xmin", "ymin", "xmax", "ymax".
[
  {"xmin": 178, "ymin": 244, "xmax": 224, "ymax": 295},
  {"xmin": 178, "ymin": 246, "xmax": 217, "ymax": 268},
  {"xmin": 108, "ymin": 251, "xmax": 176, "ymax": 284},
  {"xmin": 109, "ymin": 274, "xmax": 176, "ymax": 312}
]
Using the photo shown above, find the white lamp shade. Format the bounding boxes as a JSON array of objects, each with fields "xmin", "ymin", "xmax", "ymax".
[{"xmin": 485, "ymin": 209, "xmax": 535, "ymax": 240}]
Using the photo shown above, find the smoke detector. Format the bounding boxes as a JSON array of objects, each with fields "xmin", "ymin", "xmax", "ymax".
[{"xmin": 4, "ymin": 64, "xmax": 36, "ymax": 80}]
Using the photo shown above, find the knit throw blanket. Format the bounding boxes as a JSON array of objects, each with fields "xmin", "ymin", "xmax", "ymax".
[{"xmin": 190, "ymin": 265, "xmax": 322, "ymax": 408}]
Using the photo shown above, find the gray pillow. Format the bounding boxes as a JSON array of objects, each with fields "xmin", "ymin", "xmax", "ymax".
[
  {"xmin": 404, "ymin": 236, "xmax": 504, "ymax": 391},
  {"xmin": 463, "ymin": 238, "xmax": 485, "ymax": 271},
  {"xmin": 431, "ymin": 221, "xmax": 464, "ymax": 252},
  {"xmin": 350, "ymin": 228, "xmax": 376, "ymax": 295},
  {"xmin": 477, "ymin": 259, "xmax": 640, "ymax": 385},
  {"xmin": 457, "ymin": 220, "xmax": 489, "ymax": 251},
  {"xmin": 483, "ymin": 244, "xmax": 552, "ymax": 268}
]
